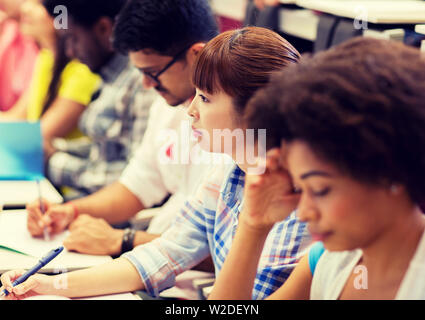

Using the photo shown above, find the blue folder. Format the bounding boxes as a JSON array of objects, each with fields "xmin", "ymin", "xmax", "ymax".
[{"xmin": 0, "ymin": 122, "xmax": 44, "ymax": 181}]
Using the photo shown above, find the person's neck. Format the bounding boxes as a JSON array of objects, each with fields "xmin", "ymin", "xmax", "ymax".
[
  {"xmin": 97, "ymin": 51, "xmax": 115, "ymax": 71},
  {"xmin": 231, "ymin": 157, "xmax": 263, "ymax": 174},
  {"xmin": 230, "ymin": 140, "xmax": 263, "ymax": 174},
  {"xmin": 360, "ymin": 204, "xmax": 425, "ymax": 279},
  {"xmin": 39, "ymin": 34, "xmax": 57, "ymax": 55}
]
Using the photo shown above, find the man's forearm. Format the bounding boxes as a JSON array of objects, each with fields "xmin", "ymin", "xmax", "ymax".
[
  {"xmin": 70, "ymin": 182, "xmax": 145, "ymax": 224},
  {"xmin": 134, "ymin": 230, "xmax": 160, "ymax": 247}
]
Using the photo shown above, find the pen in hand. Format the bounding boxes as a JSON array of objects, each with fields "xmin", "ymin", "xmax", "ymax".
[
  {"xmin": 0, "ymin": 246, "xmax": 64, "ymax": 297},
  {"xmin": 37, "ymin": 180, "xmax": 50, "ymax": 241}
]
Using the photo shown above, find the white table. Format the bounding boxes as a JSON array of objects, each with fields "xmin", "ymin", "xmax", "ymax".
[
  {"xmin": 210, "ymin": 0, "xmax": 247, "ymax": 21},
  {"xmin": 0, "ymin": 178, "xmax": 63, "ymax": 209},
  {"xmin": 0, "ymin": 211, "xmax": 111, "ymax": 274},
  {"xmin": 296, "ymin": 0, "xmax": 425, "ymax": 24},
  {"xmin": 416, "ymin": 25, "xmax": 425, "ymax": 34},
  {"xmin": 415, "ymin": 25, "xmax": 425, "ymax": 51}
]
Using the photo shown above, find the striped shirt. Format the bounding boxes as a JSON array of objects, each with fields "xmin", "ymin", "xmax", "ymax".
[
  {"xmin": 47, "ymin": 54, "xmax": 157, "ymax": 196},
  {"xmin": 123, "ymin": 160, "xmax": 312, "ymax": 299}
]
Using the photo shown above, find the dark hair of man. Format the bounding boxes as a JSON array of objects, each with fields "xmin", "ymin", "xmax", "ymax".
[
  {"xmin": 112, "ymin": 0, "xmax": 219, "ymax": 56},
  {"xmin": 245, "ymin": 37, "xmax": 425, "ymax": 204},
  {"xmin": 43, "ymin": 0, "xmax": 127, "ymax": 28}
]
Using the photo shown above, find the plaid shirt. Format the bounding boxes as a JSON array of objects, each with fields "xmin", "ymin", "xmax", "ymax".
[
  {"xmin": 47, "ymin": 54, "xmax": 157, "ymax": 196},
  {"xmin": 123, "ymin": 160, "xmax": 312, "ymax": 299}
]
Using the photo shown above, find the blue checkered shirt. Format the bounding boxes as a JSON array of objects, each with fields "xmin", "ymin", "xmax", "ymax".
[
  {"xmin": 123, "ymin": 161, "xmax": 312, "ymax": 299},
  {"xmin": 47, "ymin": 54, "xmax": 157, "ymax": 196}
]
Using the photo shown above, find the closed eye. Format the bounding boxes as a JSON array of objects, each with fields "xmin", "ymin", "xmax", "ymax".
[{"xmin": 312, "ymin": 187, "xmax": 330, "ymax": 197}]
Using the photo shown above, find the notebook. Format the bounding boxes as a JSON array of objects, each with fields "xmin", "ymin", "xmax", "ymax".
[
  {"xmin": 0, "ymin": 210, "xmax": 111, "ymax": 273},
  {"xmin": 0, "ymin": 122, "xmax": 63, "ymax": 207},
  {"xmin": 0, "ymin": 121, "xmax": 43, "ymax": 180}
]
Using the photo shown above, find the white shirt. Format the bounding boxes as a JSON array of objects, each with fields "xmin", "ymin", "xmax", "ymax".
[
  {"xmin": 119, "ymin": 97, "xmax": 216, "ymax": 234},
  {"xmin": 311, "ymin": 229, "xmax": 425, "ymax": 299}
]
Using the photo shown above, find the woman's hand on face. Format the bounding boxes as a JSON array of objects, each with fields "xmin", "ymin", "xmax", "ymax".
[{"xmin": 240, "ymin": 148, "xmax": 300, "ymax": 232}]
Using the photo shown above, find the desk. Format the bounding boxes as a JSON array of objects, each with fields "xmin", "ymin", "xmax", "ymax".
[
  {"xmin": 0, "ymin": 247, "xmax": 112, "ymax": 274},
  {"xmin": 18, "ymin": 293, "xmax": 141, "ymax": 300},
  {"xmin": 279, "ymin": 7, "xmax": 319, "ymax": 41},
  {"xmin": 221, "ymin": 0, "xmax": 425, "ymax": 52},
  {"xmin": 0, "ymin": 178, "xmax": 63, "ymax": 209},
  {"xmin": 281, "ymin": 0, "xmax": 425, "ymax": 52},
  {"xmin": 296, "ymin": 0, "xmax": 425, "ymax": 24},
  {"xmin": 417, "ymin": 25, "xmax": 425, "ymax": 34},
  {"xmin": 416, "ymin": 24, "xmax": 425, "ymax": 51},
  {"xmin": 0, "ymin": 210, "xmax": 139, "ymax": 301},
  {"xmin": 0, "ymin": 210, "xmax": 111, "ymax": 274},
  {"xmin": 210, "ymin": 0, "xmax": 247, "ymax": 21},
  {"xmin": 210, "ymin": 1, "xmax": 425, "ymax": 31}
]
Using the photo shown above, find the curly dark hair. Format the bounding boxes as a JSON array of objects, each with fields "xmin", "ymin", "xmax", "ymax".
[
  {"xmin": 245, "ymin": 37, "xmax": 425, "ymax": 204},
  {"xmin": 112, "ymin": 0, "xmax": 219, "ymax": 56}
]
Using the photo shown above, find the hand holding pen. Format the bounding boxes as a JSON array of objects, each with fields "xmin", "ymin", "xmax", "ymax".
[
  {"xmin": 37, "ymin": 180, "xmax": 50, "ymax": 241},
  {"xmin": 0, "ymin": 246, "xmax": 64, "ymax": 299},
  {"xmin": 26, "ymin": 198, "xmax": 76, "ymax": 237}
]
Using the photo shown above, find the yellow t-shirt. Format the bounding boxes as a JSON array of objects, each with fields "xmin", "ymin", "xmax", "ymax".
[{"xmin": 26, "ymin": 48, "xmax": 101, "ymax": 139}]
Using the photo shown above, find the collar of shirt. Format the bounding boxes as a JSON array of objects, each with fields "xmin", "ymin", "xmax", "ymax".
[
  {"xmin": 98, "ymin": 53, "xmax": 130, "ymax": 83},
  {"xmin": 220, "ymin": 164, "xmax": 245, "ymax": 216}
]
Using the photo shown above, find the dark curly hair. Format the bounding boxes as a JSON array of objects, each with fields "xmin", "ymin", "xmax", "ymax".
[{"xmin": 245, "ymin": 37, "xmax": 425, "ymax": 204}]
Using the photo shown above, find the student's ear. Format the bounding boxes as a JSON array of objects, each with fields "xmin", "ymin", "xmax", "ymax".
[
  {"xmin": 186, "ymin": 43, "xmax": 206, "ymax": 65},
  {"xmin": 92, "ymin": 17, "xmax": 114, "ymax": 49}
]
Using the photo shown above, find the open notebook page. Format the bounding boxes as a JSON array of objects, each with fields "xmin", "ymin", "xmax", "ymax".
[
  {"xmin": 0, "ymin": 210, "xmax": 111, "ymax": 271},
  {"xmin": 0, "ymin": 179, "xmax": 63, "ymax": 208}
]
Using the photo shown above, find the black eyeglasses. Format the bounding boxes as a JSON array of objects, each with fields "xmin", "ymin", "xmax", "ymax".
[{"xmin": 143, "ymin": 46, "xmax": 190, "ymax": 85}]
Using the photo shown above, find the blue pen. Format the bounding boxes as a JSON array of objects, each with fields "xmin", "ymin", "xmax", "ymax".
[{"xmin": 0, "ymin": 246, "xmax": 64, "ymax": 297}]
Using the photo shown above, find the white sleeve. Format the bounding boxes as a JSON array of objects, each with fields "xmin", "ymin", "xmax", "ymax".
[{"xmin": 119, "ymin": 98, "xmax": 169, "ymax": 208}]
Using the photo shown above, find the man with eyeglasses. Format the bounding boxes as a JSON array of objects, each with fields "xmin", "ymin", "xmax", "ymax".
[
  {"xmin": 26, "ymin": 0, "xmax": 219, "ymax": 288},
  {"xmin": 41, "ymin": 0, "xmax": 158, "ymax": 199},
  {"xmin": 134, "ymin": 45, "xmax": 193, "ymax": 106}
]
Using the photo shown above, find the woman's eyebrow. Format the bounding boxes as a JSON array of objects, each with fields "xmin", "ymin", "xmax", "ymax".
[{"xmin": 300, "ymin": 170, "xmax": 332, "ymax": 180}]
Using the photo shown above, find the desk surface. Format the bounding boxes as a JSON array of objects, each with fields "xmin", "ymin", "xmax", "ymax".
[
  {"xmin": 416, "ymin": 24, "xmax": 425, "ymax": 34},
  {"xmin": 279, "ymin": 8, "xmax": 319, "ymax": 41},
  {"xmin": 296, "ymin": 0, "xmax": 425, "ymax": 24},
  {"xmin": 0, "ymin": 210, "xmax": 111, "ymax": 273},
  {"xmin": 0, "ymin": 248, "xmax": 111, "ymax": 274},
  {"xmin": 210, "ymin": 0, "xmax": 247, "ymax": 21},
  {"xmin": 0, "ymin": 178, "xmax": 63, "ymax": 208},
  {"xmin": 17, "ymin": 293, "xmax": 140, "ymax": 300}
]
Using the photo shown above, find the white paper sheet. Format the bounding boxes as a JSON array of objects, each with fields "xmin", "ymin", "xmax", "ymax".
[
  {"xmin": 20, "ymin": 293, "xmax": 139, "ymax": 300},
  {"xmin": 0, "ymin": 210, "xmax": 111, "ymax": 271},
  {"xmin": 0, "ymin": 210, "xmax": 70, "ymax": 257},
  {"xmin": 0, "ymin": 179, "xmax": 63, "ymax": 207}
]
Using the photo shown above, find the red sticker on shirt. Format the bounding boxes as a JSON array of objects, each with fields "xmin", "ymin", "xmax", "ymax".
[{"xmin": 166, "ymin": 143, "xmax": 174, "ymax": 159}]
